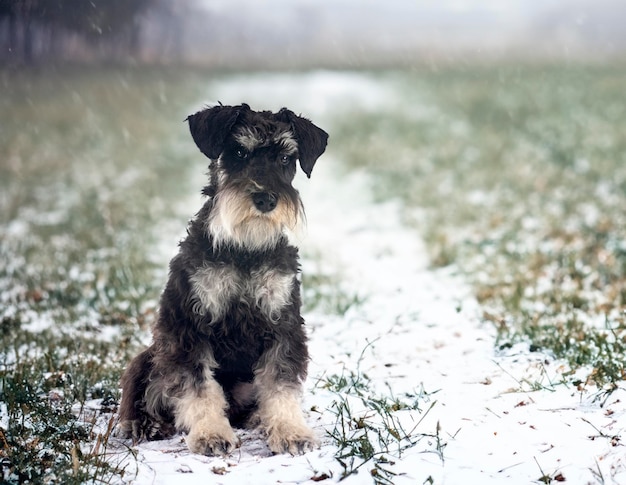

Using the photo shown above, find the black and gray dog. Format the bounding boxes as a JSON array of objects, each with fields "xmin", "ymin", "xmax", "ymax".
[{"xmin": 117, "ymin": 104, "xmax": 328, "ymax": 456}]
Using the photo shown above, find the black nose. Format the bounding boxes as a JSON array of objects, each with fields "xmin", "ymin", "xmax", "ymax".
[{"xmin": 252, "ymin": 192, "xmax": 278, "ymax": 213}]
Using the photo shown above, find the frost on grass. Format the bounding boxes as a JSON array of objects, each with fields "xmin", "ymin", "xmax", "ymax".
[
  {"xmin": 332, "ymin": 65, "xmax": 626, "ymax": 397},
  {"xmin": 3, "ymin": 65, "xmax": 626, "ymax": 484},
  {"xmin": 0, "ymin": 67, "xmax": 201, "ymax": 484},
  {"xmin": 313, "ymin": 342, "xmax": 443, "ymax": 484}
]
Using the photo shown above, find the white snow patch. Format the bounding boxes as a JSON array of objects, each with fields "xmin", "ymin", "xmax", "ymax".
[
  {"xmin": 192, "ymin": 71, "xmax": 397, "ymax": 119},
  {"xmin": 0, "ymin": 402, "xmax": 8, "ymax": 429}
]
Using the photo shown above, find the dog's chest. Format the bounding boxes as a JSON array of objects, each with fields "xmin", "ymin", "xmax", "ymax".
[{"xmin": 190, "ymin": 264, "xmax": 295, "ymax": 322}]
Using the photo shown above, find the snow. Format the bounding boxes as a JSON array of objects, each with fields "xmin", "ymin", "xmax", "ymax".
[{"xmin": 106, "ymin": 72, "xmax": 626, "ymax": 484}]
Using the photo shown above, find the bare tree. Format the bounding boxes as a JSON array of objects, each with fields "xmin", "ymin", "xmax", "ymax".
[{"xmin": 0, "ymin": 0, "xmax": 156, "ymax": 64}]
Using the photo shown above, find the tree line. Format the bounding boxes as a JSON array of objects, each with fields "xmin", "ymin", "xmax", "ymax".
[{"xmin": 0, "ymin": 0, "xmax": 166, "ymax": 64}]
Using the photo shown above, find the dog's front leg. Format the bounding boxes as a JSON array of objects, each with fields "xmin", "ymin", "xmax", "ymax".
[
  {"xmin": 254, "ymin": 361, "xmax": 318, "ymax": 454},
  {"xmin": 175, "ymin": 375, "xmax": 239, "ymax": 455}
]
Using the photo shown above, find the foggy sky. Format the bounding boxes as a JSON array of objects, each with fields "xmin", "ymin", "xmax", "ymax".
[{"xmin": 147, "ymin": 0, "xmax": 626, "ymax": 66}]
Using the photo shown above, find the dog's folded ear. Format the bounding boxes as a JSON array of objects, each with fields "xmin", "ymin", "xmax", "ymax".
[
  {"xmin": 186, "ymin": 104, "xmax": 246, "ymax": 160},
  {"xmin": 277, "ymin": 109, "xmax": 329, "ymax": 178}
]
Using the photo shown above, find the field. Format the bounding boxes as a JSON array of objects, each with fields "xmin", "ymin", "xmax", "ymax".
[
  {"xmin": 1, "ymin": 64, "xmax": 626, "ymax": 484},
  {"xmin": 331, "ymin": 65, "xmax": 626, "ymax": 388}
]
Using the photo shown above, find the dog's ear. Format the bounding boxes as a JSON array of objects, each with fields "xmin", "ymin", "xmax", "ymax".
[
  {"xmin": 186, "ymin": 104, "xmax": 245, "ymax": 159},
  {"xmin": 277, "ymin": 109, "xmax": 329, "ymax": 178}
]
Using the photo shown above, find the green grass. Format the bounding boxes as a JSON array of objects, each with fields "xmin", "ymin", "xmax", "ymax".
[
  {"xmin": 0, "ymin": 65, "xmax": 208, "ymax": 483},
  {"xmin": 332, "ymin": 64, "xmax": 626, "ymax": 394},
  {"xmin": 301, "ymin": 263, "xmax": 366, "ymax": 316},
  {"xmin": 3, "ymin": 62, "xmax": 626, "ymax": 482}
]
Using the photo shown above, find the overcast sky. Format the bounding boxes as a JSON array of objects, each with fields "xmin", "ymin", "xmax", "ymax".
[{"xmin": 200, "ymin": 0, "xmax": 576, "ymax": 16}]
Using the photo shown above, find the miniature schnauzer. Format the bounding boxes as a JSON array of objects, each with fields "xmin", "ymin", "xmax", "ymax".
[{"xmin": 117, "ymin": 103, "xmax": 328, "ymax": 456}]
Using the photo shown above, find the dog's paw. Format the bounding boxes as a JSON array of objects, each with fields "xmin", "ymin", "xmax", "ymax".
[
  {"xmin": 267, "ymin": 425, "xmax": 319, "ymax": 455},
  {"xmin": 113, "ymin": 419, "xmax": 134, "ymax": 439},
  {"xmin": 186, "ymin": 421, "xmax": 240, "ymax": 456},
  {"xmin": 114, "ymin": 418, "xmax": 175, "ymax": 442}
]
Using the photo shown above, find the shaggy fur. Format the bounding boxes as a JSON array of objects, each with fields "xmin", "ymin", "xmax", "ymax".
[{"xmin": 117, "ymin": 104, "xmax": 328, "ymax": 456}]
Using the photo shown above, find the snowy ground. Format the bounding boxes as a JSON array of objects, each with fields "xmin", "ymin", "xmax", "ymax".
[{"xmin": 112, "ymin": 73, "xmax": 626, "ymax": 484}]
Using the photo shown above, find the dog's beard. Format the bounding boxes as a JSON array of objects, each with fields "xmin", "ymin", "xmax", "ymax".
[{"xmin": 207, "ymin": 187, "xmax": 303, "ymax": 251}]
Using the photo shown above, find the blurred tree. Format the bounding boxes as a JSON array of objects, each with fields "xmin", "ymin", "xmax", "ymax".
[
  {"xmin": 0, "ymin": 0, "xmax": 18, "ymax": 59},
  {"xmin": 0, "ymin": 0, "xmax": 155, "ymax": 63}
]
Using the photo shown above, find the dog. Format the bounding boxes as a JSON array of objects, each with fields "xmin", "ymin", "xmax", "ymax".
[{"xmin": 117, "ymin": 103, "xmax": 328, "ymax": 456}]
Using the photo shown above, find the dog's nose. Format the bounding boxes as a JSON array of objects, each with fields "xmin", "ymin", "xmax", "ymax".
[{"xmin": 252, "ymin": 192, "xmax": 278, "ymax": 213}]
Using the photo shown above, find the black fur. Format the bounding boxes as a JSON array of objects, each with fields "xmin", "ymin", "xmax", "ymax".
[{"xmin": 118, "ymin": 104, "xmax": 328, "ymax": 455}]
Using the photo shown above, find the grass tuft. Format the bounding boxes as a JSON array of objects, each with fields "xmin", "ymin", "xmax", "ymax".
[
  {"xmin": 317, "ymin": 342, "xmax": 442, "ymax": 484},
  {"xmin": 301, "ymin": 260, "xmax": 366, "ymax": 316}
]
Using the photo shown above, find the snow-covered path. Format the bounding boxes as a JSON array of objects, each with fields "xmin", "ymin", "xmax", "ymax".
[{"xmin": 118, "ymin": 72, "xmax": 626, "ymax": 485}]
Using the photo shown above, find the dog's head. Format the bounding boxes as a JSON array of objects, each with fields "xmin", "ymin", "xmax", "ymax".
[
  {"xmin": 186, "ymin": 104, "xmax": 329, "ymax": 250},
  {"xmin": 187, "ymin": 103, "xmax": 328, "ymax": 178}
]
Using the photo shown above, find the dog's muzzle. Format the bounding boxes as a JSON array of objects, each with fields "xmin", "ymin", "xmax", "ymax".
[{"xmin": 252, "ymin": 192, "xmax": 278, "ymax": 213}]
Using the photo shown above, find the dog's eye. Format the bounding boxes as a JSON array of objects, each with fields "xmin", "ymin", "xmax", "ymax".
[
  {"xmin": 280, "ymin": 154, "xmax": 294, "ymax": 165},
  {"xmin": 236, "ymin": 147, "xmax": 249, "ymax": 160}
]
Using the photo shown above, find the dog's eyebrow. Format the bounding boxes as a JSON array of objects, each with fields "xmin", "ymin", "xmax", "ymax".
[
  {"xmin": 234, "ymin": 127, "xmax": 262, "ymax": 151},
  {"xmin": 273, "ymin": 131, "xmax": 298, "ymax": 154}
]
